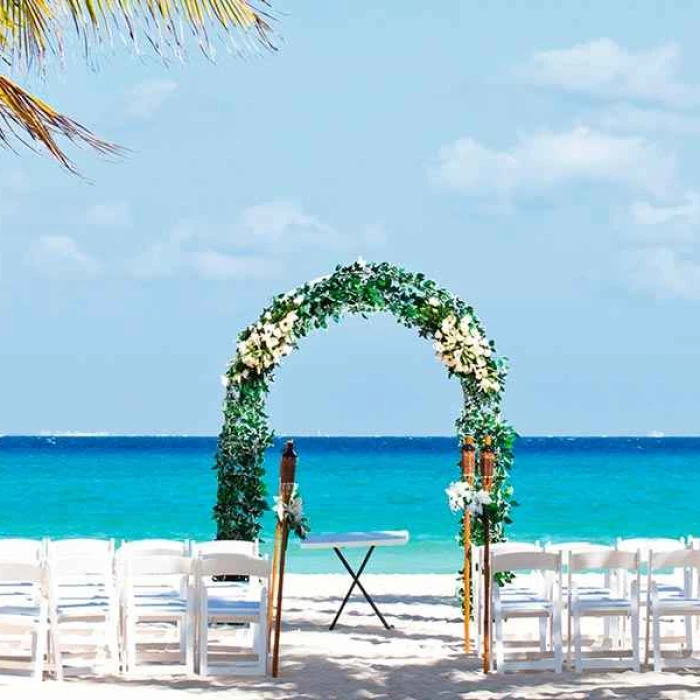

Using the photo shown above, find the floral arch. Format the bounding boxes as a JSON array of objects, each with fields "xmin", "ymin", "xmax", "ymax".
[{"xmin": 213, "ymin": 260, "xmax": 516, "ymax": 550}]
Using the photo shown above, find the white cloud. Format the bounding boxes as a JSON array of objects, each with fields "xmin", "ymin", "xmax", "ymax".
[
  {"xmin": 129, "ymin": 202, "xmax": 372, "ymax": 280},
  {"xmin": 630, "ymin": 192, "xmax": 700, "ymax": 227},
  {"xmin": 190, "ymin": 251, "xmax": 283, "ymax": 280},
  {"xmin": 130, "ymin": 221, "xmax": 284, "ymax": 280},
  {"xmin": 28, "ymin": 236, "xmax": 100, "ymax": 279},
  {"xmin": 132, "ymin": 244, "xmax": 281, "ymax": 281},
  {"xmin": 431, "ymin": 127, "xmax": 675, "ymax": 198},
  {"xmin": 84, "ymin": 201, "xmax": 132, "ymax": 228},
  {"xmin": 236, "ymin": 200, "xmax": 342, "ymax": 251},
  {"xmin": 623, "ymin": 247, "xmax": 700, "ymax": 299},
  {"xmin": 130, "ymin": 237, "xmax": 183, "ymax": 278},
  {"xmin": 594, "ymin": 104, "xmax": 700, "ymax": 135},
  {"xmin": 518, "ymin": 39, "xmax": 698, "ymax": 106},
  {"xmin": 624, "ymin": 194, "xmax": 700, "ymax": 294},
  {"xmin": 127, "ymin": 79, "xmax": 178, "ymax": 119}
]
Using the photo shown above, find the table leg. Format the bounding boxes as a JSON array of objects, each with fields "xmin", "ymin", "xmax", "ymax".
[{"xmin": 330, "ymin": 546, "xmax": 393, "ymax": 631}]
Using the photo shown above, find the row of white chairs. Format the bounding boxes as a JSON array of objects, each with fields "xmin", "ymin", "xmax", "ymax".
[
  {"xmin": 472, "ymin": 537, "xmax": 700, "ymax": 673},
  {"xmin": 0, "ymin": 537, "xmax": 271, "ymax": 682}
]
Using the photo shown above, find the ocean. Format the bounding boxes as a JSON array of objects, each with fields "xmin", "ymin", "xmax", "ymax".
[{"xmin": 0, "ymin": 436, "xmax": 697, "ymax": 574}]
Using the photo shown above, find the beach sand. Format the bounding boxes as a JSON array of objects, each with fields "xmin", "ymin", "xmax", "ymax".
[{"xmin": 2, "ymin": 573, "xmax": 700, "ymax": 699}]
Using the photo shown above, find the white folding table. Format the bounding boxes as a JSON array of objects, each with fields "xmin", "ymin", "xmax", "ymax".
[{"xmin": 299, "ymin": 530, "xmax": 409, "ymax": 630}]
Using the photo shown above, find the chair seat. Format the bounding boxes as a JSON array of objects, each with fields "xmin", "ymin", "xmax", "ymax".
[
  {"xmin": 203, "ymin": 582, "xmax": 255, "ymax": 598},
  {"xmin": 574, "ymin": 593, "xmax": 632, "ymax": 612},
  {"xmin": 564, "ymin": 586, "xmax": 611, "ymax": 596},
  {"xmin": 130, "ymin": 586, "xmax": 183, "ymax": 600},
  {"xmin": 131, "ymin": 594, "xmax": 189, "ymax": 615},
  {"xmin": 499, "ymin": 584, "xmax": 555, "ymax": 615},
  {"xmin": 638, "ymin": 584, "xmax": 686, "ymax": 601},
  {"xmin": 57, "ymin": 582, "xmax": 109, "ymax": 594},
  {"xmin": 57, "ymin": 585, "xmax": 111, "ymax": 601},
  {"xmin": 0, "ymin": 605, "xmax": 43, "ymax": 625},
  {"xmin": 205, "ymin": 598, "xmax": 261, "ymax": 621},
  {"xmin": 652, "ymin": 584, "xmax": 687, "ymax": 596},
  {"xmin": 501, "ymin": 600, "xmax": 552, "ymax": 616},
  {"xmin": 55, "ymin": 598, "xmax": 113, "ymax": 618},
  {"xmin": 654, "ymin": 595, "xmax": 700, "ymax": 611},
  {"xmin": 0, "ymin": 590, "xmax": 39, "ymax": 603}
]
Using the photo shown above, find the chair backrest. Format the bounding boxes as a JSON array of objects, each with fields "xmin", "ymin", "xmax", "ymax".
[
  {"xmin": 49, "ymin": 538, "xmax": 114, "ymax": 557},
  {"xmin": 193, "ymin": 540, "xmax": 259, "ymax": 557},
  {"xmin": 545, "ymin": 542, "xmax": 613, "ymax": 565},
  {"xmin": 570, "ymin": 549, "xmax": 639, "ymax": 573},
  {"xmin": 617, "ymin": 537, "xmax": 685, "ymax": 560},
  {"xmin": 118, "ymin": 539, "xmax": 189, "ymax": 558},
  {"xmin": 480, "ymin": 541, "xmax": 542, "ymax": 560},
  {"xmin": 197, "ymin": 553, "xmax": 271, "ymax": 580},
  {"xmin": 492, "ymin": 550, "xmax": 560, "ymax": 574},
  {"xmin": 0, "ymin": 559, "xmax": 44, "ymax": 585},
  {"xmin": 124, "ymin": 554, "xmax": 192, "ymax": 578},
  {"xmin": 48, "ymin": 538, "xmax": 114, "ymax": 579},
  {"xmin": 545, "ymin": 541, "xmax": 611, "ymax": 554},
  {"xmin": 0, "ymin": 538, "xmax": 44, "ymax": 563},
  {"xmin": 649, "ymin": 548, "xmax": 700, "ymax": 571}
]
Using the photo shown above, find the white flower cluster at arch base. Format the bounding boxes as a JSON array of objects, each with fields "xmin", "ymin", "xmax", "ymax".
[
  {"xmin": 433, "ymin": 311, "xmax": 500, "ymax": 394},
  {"xmin": 446, "ymin": 480, "xmax": 492, "ymax": 517},
  {"xmin": 273, "ymin": 484, "xmax": 309, "ymax": 539}
]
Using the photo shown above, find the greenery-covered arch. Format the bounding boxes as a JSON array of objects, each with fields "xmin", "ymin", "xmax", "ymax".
[{"xmin": 213, "ymin": 260, "xmax": 516, "ymax": 549}]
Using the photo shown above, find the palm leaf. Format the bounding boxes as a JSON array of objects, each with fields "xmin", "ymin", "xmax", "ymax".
[
  {"xmin": 0, "ymin": 0, "xmax": 274, "ymax": 170},
  {"xmin": 1, "ymin": 0, "xmax": 274, "ymax": 67},
  {"xmin": 0, "ymin": 0, "xmax": 53, "ymax": 67},
  {"xmin": 0, "ymin": 73, "xmax": 119, "ymax": 171}
]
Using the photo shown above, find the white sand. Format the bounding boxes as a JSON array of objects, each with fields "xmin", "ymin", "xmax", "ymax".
[{"xmin": 2, "ymin": 573, "xmax": 700, "ymax": 699}]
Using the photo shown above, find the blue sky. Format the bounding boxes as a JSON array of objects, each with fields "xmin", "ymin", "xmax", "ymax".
[{"xmin": 3, "ymin": 3, "xmax": 700, "ymax": 435}]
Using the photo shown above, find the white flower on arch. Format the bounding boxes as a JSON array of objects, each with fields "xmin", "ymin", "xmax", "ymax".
[{"xmin": 446, "ymin": 480, "xmax": 492, "ymax": 516}]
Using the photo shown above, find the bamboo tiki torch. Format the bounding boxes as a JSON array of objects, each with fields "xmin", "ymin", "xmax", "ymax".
[
  {"xmin": 480, "ymin": 435, "xmax": 496, "ymax": 674},
  {"xmin": 270, "ymin": 440, "xmax": 297, "ymax": 678},
  {"xmin": 267, "ymin": 443, "xmax": 286, "ymax": 649},
  {"xmin": 461, "ymin": 436, "xmax": 476, "ymax": 653}
]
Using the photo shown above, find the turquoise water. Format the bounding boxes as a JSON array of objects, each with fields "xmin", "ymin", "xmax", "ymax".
[{"xmin": 0, "ymin": 436, "xmax": 698, "ymax": 574}]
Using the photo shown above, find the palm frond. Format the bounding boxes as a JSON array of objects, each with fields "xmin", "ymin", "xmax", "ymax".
[
  {"xmin": 0, "ymin": 72, "xmax": 119, "ymax": 171},
  {"xmin": 1, "ymin": 0, "xmax": 274, "ymax": 67},
  {"xmin": 0, "ymin": 0, "xmax": 274, "ymax": 171},
  {"xmin": 0, "ymin": 0, "xmax": 54, "ymax": 67}
]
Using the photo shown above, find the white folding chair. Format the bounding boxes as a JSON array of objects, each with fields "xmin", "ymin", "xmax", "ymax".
[
  {"xmin": 545, "ymin": 542, "xmax": 614, "ymax": 668},
  {"xmin": 116, "ymin": 540, "xmax": 191, "ymax": 670},
  {"xmin": 0, "ymin": 560, "xmax": 50, "ymax": 682},
  {"xmin": 569, "ymin": 549, "xmax": 641, "ymax": 672},
  {"xmin": 121, "ymin": 554, "xmax": 194, "ymax": 675},
  {"xmin": 649, "ymin": 548, "xmax": 700, "ymax": 671},
  {"xmin": 472, "ymin": 541, "xmax": 542, "ymax": 652},
  {"xmin": 196, "ymin": 552, "xmax": 271, "ymax": 676},
  {"xmin": 490, "ymin": 550, "xmax": 563, "ymax": 673},
  {"xmin": 617, "ymin": 537, "xmax": 687, "ymax": 665},
  {"xmin": 47, "ymin": 539, "xmax": 119, "ymax": 679}
]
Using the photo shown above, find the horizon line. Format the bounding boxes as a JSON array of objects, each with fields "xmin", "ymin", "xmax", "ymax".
[{"xmin": 0, "ymin": 432, "xmax": 693, "ymax": 439}]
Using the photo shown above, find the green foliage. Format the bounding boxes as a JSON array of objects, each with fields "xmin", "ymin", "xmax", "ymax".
[{"xmin": 213, "ymin": 260, "xmax": 517, "ymax": 592}]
